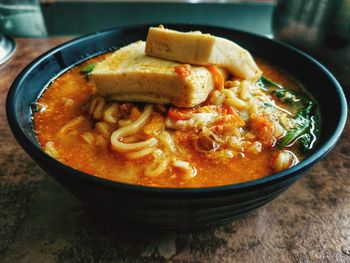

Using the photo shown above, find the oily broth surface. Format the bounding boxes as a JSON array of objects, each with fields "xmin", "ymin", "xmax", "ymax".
[{"xmin": 34, "ymin": 54, "xmax": 305, "ymax": 188}]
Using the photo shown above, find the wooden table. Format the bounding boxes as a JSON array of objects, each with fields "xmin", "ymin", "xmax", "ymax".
[{"xmin": 1, "ymin": 38, "xmax": 349, "ymax": 263}]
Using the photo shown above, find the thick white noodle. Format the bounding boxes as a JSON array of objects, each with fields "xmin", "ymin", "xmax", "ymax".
[
  {"xmin": 126, "ymin": 148, "xmax": 162, "ymax": 159},
  {"xmin": 58, "ymin": 115, "xmax": 85, "ymax": 135},
  {"xmin": 45, "ymin": 141, "xmax": 58, "ymax": 157},
  {"xmin": 172, "ymin": 160, "xmax": 197, "ymax": 178},
  {"xmin": 103, "ymin": 103, "xmax": 119, "ymax": 123},
  {"xmin": 81, "ymin": 132, "xmax": 95, "ymax": 144},
  {"xmin": 95, "ymin": 121, "xmax": 110, "ymax": 138},
  {"xmin": 111, "ymin": 104, "xmax": 157, "ymax": 153},
  {"xmin": 122, "ymin": 135, "xmax": 139, "ymax": 143},
  {"xmin": 89, "ymin": 96, "xmax": 106, "ymax": 119},
  {"xmin": 158, "ymin": 131, "xmax": 175, "ymax": 152},
  {"xmin": 144, "ymin": 157, "xmax": 169, "ymax": 177}
]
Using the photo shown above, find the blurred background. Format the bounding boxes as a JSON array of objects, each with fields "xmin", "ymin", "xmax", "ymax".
[
  {"xmin": 0, "ymin": 0, "xmax": 349, "ymax": 93},
  {"xmin": 0, "ymin": 0, "xmax": 274, "ymax": 37}
]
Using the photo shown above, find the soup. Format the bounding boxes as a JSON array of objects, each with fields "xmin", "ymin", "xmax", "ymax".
[{"xmin": 33, "ymin": 28, "xmax": 319, "ymax": 188}]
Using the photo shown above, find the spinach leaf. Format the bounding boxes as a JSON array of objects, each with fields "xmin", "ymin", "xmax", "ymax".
[
  {"xmin": 260, "ymin": 77, "xmax": 300, "ymax": 104},
  {"xmin": 80, "ymin": 63, "xmax": 96, "ymax": 78},
  {"xmin": 263, "ymin": 102, "xmax": 273, "ymax": 107},
  {"xmin": 298, "ymin": 100, "xmax": 314, "ymax": 118},
  {"xmin": 278, "ymin": 101, "xmax": 316, "ymax": 148},
  {"xmin": 299, "ymin": 133, "xmax": 312, "ymax": 152},
  {"xmin": 274, "ymin": 89, "xmax": 299, "ymax": 104},
  {"xmin": 274, "ymin": 89, "xmax": 285, "ymax": 98},
  {"xmin": 260, "ymin": 76, "xmax": 284, "ymax": 90},
  {"xmin": 259, "ymin": 77, "xmax": 317, "ymax": 151},
  {"xmin": 278, "ymin": 115, "xmax": 310, "ymax": 147}
]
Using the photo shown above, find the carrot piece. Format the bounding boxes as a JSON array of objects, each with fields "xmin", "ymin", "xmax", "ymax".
[
  {"xmin": 206, "ymin": 65, "xmax": 225, "ymax": 90},
  {"xmin": 168, "ymin": 108, "xmax": 193, "ymax": 121}
]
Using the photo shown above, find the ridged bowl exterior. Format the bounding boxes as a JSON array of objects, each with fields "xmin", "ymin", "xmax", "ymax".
[{"xmin": 6, "ymin": 25, "xmax": 347, "ymax": 230}]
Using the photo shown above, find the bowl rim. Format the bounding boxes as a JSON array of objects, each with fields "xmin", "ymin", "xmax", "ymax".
[{"xmin": 6, "ymin": 24, "xmax": 348, "ymax": 194}]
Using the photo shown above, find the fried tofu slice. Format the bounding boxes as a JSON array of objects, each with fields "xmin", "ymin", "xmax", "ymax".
[
  {"xmin": 92, "ymin": 41, "xmax": 223, "ymax": 107},
  {"xmin": 145, "ymin": 26, "xmax": 262, "ymax": 82}
]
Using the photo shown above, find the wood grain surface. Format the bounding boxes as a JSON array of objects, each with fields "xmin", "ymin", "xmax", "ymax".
[{"xmin": 0, "ymin": 38, "xmax": 349, "ymax": 263}]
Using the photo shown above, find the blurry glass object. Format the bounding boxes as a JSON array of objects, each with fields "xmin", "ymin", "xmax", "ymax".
[
  {"xmin": 273, "ymin": 0, "xmax": 350, "ymax": 90},
  {"xmin": 0, "ymin": 33, "xmax": 15, "ymax": 65},
  {"xmin": 0, "ymin": 0, "xmax": 47, "ymax": 37}
]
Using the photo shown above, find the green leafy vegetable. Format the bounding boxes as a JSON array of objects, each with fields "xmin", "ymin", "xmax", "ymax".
[
  {"xmin": 260, "ymin": 77, "xmax": 299, "ymax": 104},
  {"xmin": 263, "ymin": 102, "xmax": 273, "ymax": 107},
  {"xmin": 260, "ymin": 76, "xmax": 284, "ymax": 90},
  {"xmin": 298, "ymin": 100, "xmax": 314, "ymax": 118},
  {"xmin": 278, "ymin": 101, "xmax": 315, "ymax": 148},
  {"xmin": 278, "ymin": 115, "xmax": 310, "ymax": 147},
  {"xmin": 80, "ymin": 63, "xmax": 96, "ymax": 78},
  {"xmin": 259, "ymin": 76, "xmax": 318, "ymax": 152},
  {"xmin": 274, "ymin": 89, "xmax": 299, "ymax": 104},
  {"xmin": 274, "ymin": 89, "xmax": 285, "ymax": 98},
  {"xmin": 299, "ymin": 133, "xmax": 312, "ymax": 152}
]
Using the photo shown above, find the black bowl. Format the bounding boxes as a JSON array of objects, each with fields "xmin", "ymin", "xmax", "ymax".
[{"xmin": 6, "ymin": 24, "xmax": 347, "ymax": 230}]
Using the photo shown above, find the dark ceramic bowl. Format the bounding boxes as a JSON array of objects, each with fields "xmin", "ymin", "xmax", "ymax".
[{"xmin": 6, "ymin": 25, "xmax": 347, "ymax": 230}]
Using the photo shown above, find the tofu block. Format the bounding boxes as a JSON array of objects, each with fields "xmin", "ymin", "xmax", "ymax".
[
  {"xmin": 145, "ymin": 26, "xmax": 262, "ymax": 82},
  {"xmin": 92, "ymin": 41, "xmax": 217, "ymax": 107}
]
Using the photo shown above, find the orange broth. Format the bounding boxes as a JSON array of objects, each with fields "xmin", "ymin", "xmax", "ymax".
[{"xmin": 34, "ymin": 54, "xmax": 306, "ymax": 188}]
